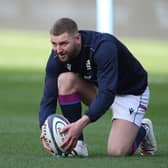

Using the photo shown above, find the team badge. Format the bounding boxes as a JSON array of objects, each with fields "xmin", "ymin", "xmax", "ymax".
[{"xmin": 66, "ymin": 64, "xmax": 71, "ymax": 71}]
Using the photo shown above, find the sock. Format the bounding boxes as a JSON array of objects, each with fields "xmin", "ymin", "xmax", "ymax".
[
  {"xmin": 130, "ymin": 126, "xmax": 146, "ymax": 155},
  {"xmin": 58, "ymin": 93, "xmax": 84, "ymax": 141}
]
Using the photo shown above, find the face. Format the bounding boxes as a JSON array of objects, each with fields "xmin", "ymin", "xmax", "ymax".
[{"xmin": 50, "ymin": 32, "xmax": 81, "ymax": 62}]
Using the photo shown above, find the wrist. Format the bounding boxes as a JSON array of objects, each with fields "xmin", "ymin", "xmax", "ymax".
[{"xmin": 76, "ymin": 115, "xmax": 90, "ymax": 129}]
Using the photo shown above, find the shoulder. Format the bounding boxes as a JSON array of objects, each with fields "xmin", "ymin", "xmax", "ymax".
[{"xmin": 80, "ymin": 30, "xmax": 117, "ymax": 48}]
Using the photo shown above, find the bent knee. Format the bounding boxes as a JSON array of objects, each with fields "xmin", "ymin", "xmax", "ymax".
[
  {"xmin": 58, "ymin": 72, "xmax": 77, "ymax": 85},
  {"xmin": 107, "ymin": 147, "xmax": 130, "ymax": 157},
  {"xmin": 57, "ymin": 72, "xmax": 79, "ymax": 93}
]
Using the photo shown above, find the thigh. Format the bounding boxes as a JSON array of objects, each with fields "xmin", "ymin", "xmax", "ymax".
[
  {"xmin": 107, "ymin": 87, "xmax": 150, "ymax": 156},
  {"xmin": 107, "ymin": 119, "xmax": 139, "ymax": 156},
  {"xmin": 58, "ymin": 72, "xmax": 97, "ymax": 105},
  {"xmin": 111, "ymin": 86, "xmax": 150, "ymax": 127}
]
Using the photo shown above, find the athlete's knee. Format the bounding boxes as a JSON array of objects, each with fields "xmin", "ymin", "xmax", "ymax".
[
  {"xmin": 107, "ymin": 146, "xmax": 130, "ymax": 157},
  {"xmin": 57, "ymin": 72, "xmax": 79, "ymax": 93}
]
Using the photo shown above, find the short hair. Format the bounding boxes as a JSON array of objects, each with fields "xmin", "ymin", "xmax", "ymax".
[{"xmin": 50, "ymin": 18, "xmax": 78, "ymax": 36}]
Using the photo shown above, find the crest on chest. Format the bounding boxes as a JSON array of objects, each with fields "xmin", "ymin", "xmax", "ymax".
[
  {"xmin": 66, "ymin": 63, "xmax": 72, "ymax": 71},
  {"xmin": 83, "ymin": 59, "xmax": 92, "ymax": 80}
]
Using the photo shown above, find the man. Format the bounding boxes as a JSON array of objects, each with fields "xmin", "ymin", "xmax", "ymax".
[{"xmin": 39, "ymin": 18, "xmax": 157, "ymax": 157}]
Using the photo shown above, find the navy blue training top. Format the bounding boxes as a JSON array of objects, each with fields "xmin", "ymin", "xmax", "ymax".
[{"xmin": 39, "ymin": 30, "xmax": 147, "ymax": 127}]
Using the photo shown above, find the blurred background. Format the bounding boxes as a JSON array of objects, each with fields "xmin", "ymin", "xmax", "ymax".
[
  {"xmin": 0, "ymin": 1, "xmax": 168, "ymax": 167},
  {"xmin": 0, "ymin": 0, "xmax": 168, "ymax": 40},
  {"xmin": 0, "ymin": 0, "xmax": 168, "ymax": 73}
]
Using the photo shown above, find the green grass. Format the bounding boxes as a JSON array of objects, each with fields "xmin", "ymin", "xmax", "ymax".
[
  {"xmin": 121, "ymin": 38, "xmax": 168, "ymax": 74},
  {"xmin": 0, "ymin": 30, "xmax": 168, "ymax": 168}
]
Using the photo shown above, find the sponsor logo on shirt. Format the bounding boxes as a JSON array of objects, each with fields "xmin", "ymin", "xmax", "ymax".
[
  {"xmin": 83, "ymin": 59, "xmax": 92, "ymax": 79},
  {"xmin": 66, "ymin": 64, "xmax": 71, "ymax": 71}
]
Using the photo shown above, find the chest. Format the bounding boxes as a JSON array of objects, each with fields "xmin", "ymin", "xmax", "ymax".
[{"xmin": 65, "ymin": 51, "xmax": 97, "ymax": 82}]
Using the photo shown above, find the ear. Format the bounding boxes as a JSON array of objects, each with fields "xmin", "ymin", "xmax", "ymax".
[{"xmin": 75, "ymin": 32, "xmax": 81, "ymax": 42}]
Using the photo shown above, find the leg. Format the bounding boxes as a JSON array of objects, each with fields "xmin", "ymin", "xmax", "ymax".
[
  {"xmin": 58, "ymin": 72, "xmax": 96, "ymax": 140},
  {"xmin": 58, "ymin": 72, "xmax": 97, "ymax": 104},
  {"xmin": 108, "ymin": 87, "xmax": 150, "ymax": 156},
  {"xmin": 57, "ymin": 72, "xmax": 96, "ymax": 157},
  {"xmin": 107, "ymin": 119, "xmax": 139, "ymax": 156}
]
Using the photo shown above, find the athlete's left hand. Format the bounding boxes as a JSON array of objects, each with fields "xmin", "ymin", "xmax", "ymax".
[
  {"xmin": 60, "ymin": 115, "xmax": 90, "ymax": 153},
  {"xmin": 60, "ymin": 122, "xmax": 81, "ymax": 153}
]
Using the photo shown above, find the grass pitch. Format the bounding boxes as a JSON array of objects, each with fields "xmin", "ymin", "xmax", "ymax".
[{"xmin": 0, "ymin": 30, "xmax": 168, "ymax": 168}]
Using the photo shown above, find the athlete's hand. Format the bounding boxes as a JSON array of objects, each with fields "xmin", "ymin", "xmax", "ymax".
[
  {"xmin": 60, "ymin": 115, "xmax": 90, "ymax": 153},
  {"xmin": 60, "ymin": 122, "xmax": 80, "ymax": 153},
  {"xmin": 40, "ymin": 132, "xmax": 54, "ymax": 155}
]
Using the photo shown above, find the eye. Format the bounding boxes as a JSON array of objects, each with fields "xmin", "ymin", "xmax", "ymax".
[
  {"xmin": 51, "ymin": 41, "xmax": 57, "ymax": 46},
  {"xmin": 60, "ymin": 41, "xmax": 69, "ymax": 46}
]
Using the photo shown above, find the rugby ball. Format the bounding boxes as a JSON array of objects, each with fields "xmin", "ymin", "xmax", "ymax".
[{"xmin": 42, "ymin": 114, "xmax": 70, "ymax": 155}]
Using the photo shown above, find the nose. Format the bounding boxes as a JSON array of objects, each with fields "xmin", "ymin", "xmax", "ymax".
[{"xmin": 54, "ymin": 45, "xmax": 63, "ymax": 54}]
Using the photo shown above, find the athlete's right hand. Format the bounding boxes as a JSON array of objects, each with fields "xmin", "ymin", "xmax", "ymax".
[{"xmin": 40, "ymin": 132, "xmax": 54, "ymax": 155}]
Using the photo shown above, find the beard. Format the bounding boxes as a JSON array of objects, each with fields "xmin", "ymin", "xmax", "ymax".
[{"xmin": 57, "ymin": 43, "xmax": 80, "ymax": 62}]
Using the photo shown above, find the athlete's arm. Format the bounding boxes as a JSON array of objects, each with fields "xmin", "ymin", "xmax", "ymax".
[
  {"xmin": 85, "ymin": 41, "xmax": 118, "ymax": 121},
  {"xmin": 39, "ymin": 51, "xmax": 63, "ymax": 128}
]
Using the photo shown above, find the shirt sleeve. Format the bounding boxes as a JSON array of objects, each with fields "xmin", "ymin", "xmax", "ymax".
[
  {"xmin": 85, "ymin": 41, "xmax": 118, "ymax": 121},
  {"xmin": 38, "ymin": 51, "xmax": 61, "ymax": 128}
]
